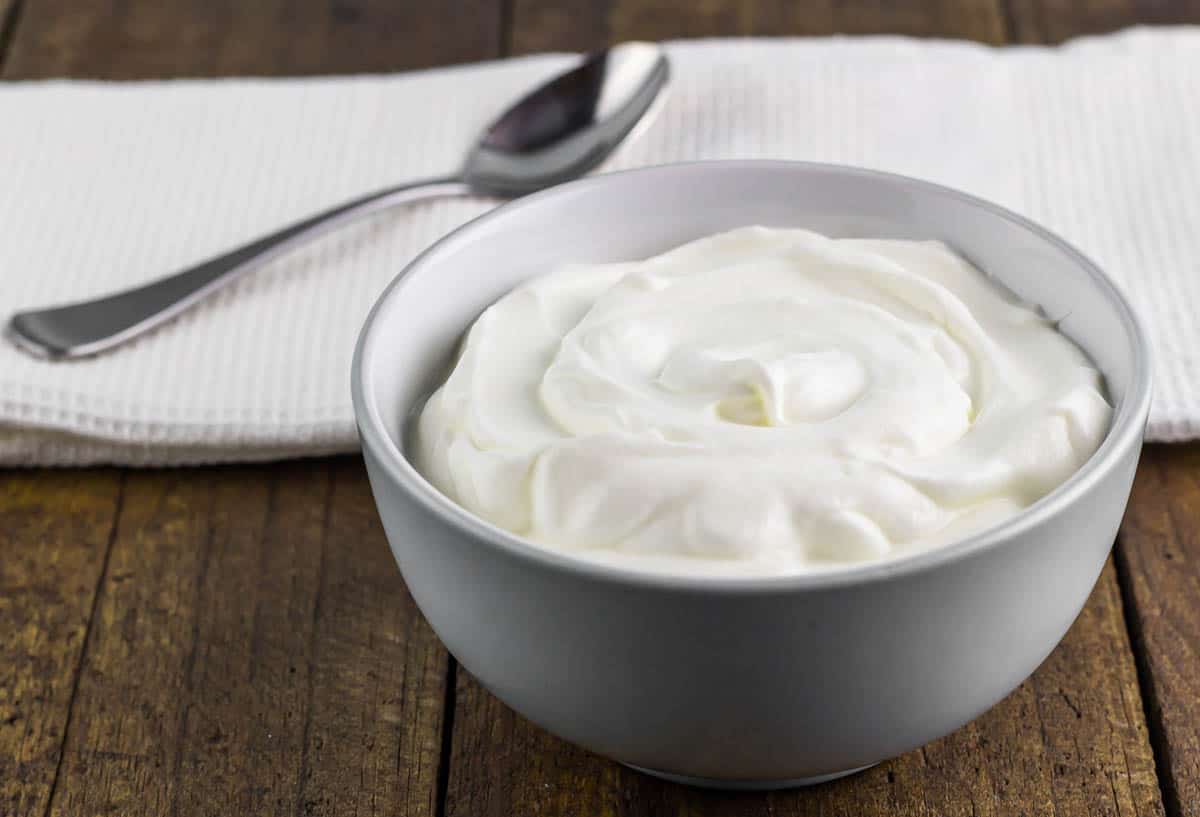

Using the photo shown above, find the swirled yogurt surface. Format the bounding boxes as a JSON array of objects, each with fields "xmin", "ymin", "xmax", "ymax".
[{"xmin": 415, "ymin": 227, "xmax": 1111, "ymax": 576}]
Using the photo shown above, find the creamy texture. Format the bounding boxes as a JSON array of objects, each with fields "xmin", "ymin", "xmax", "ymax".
[{"xmin": 415, "ymin": 227, "xmax": 1112, "ymax": 576}]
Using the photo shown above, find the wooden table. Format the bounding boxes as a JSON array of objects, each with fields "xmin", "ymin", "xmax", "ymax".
[{"xmin": 1, "ymin": 2, "xmax": 1197, "ymax": 815}]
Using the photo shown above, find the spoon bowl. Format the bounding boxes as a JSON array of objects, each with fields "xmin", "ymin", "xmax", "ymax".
[{"xmin": 466, "ymin": 42, "xmax": 669, "ymax": 196}]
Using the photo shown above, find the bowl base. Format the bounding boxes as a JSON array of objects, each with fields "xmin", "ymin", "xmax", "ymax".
[{"xmin": 623, "ymin": 762, "xmax": 877, "ymax": 790}]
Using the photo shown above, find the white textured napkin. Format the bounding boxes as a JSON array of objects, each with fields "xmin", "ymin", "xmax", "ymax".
[{"xmin": 2, "ymin": 28, "xmax": 1197, "ymax": 465}]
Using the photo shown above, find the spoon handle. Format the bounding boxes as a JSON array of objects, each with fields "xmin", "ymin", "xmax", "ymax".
[{"xmin": 6, "ymin": 175, "xmax": 469, "ymax": 360}]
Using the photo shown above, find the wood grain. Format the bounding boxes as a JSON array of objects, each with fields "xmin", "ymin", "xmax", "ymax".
[
  {"xmin": 45, "ymin": 468, "xmax": 272, "ymax": 816},
  {"xmin": 291, "ymin": 460, "xmax": 449, "ymax": 817},
  {"xmin": 442, "ymin": 561, "xmax": 1163, "ymax": 817},
  {"xmin": 1118, "ymin": 445, "xmax": 1200, "ymax": 817},
  {"xmin": 0, "ymin": 471, "xmax": 122, "ymax": 817},
  {"xmin": 37, "ymin": 461, "xmax": 448, "ymax": 817},
  {"xmin": 1007, "ymin": 0, "xmax": 1200, "ymax": 42},
  {"xmin": 3, "ymin": 0, "xmax": 502, "ymax": 78},
  {"xmin": 510, "ymin": 0, "xmax": 1008, "ymax": 53},
  {"xmin": 0, "ymin": 0, "xmax": 22, "ymax": 66}
]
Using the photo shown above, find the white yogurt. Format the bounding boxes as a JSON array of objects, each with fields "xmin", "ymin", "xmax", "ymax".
[{"xmin": 415, "ymin": 227, "xmax": 1112, "ymax": 575}]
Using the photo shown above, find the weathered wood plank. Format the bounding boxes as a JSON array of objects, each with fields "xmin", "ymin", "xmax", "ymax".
[
  {"xmin": 0, "ymin": 0, "xmax": 22, "ymax": 66},
  {"xmin": 508, "ymin": 0, "xmax": 614, "ymax": 54},
  {"xmin": 4, "ymin": 0, "xmax": 502, "ymax": 78},
  {"xmin": 509, "ymin": 0, "xmax": 1008, "ymax": 53},
  {"xmin": 45, "ymin": 468, "xmax": 272, "ymax": 816},
  {"xmin": 1006, "ymin": 0, "xmax": 1200, "ymax": 43},
  {"xmin": 39, "ymin": 460, "xmax": 449, "ymax": 817},
  {"xmin": 442, "ymin": 560, "xmax": 1163, "ymax": 817},
  {"xmin": 0, "ymin": 471, "xmax": 123, "ymax": 817},
  {"xmin": 292, "ymin": 460, "xmax": 449, "ymax": 817},
  {"xmin": 1118, "ymin": 445, "xmax": 1200, "ymax": 817},
  {"xmin": 164, "ymin": 464, "xmax": 330, "ymax": 816}
]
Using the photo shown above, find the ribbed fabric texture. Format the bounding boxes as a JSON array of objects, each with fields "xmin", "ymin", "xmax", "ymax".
[{"xmin": 1, "ymin": 28, "xmax": 1196, "ymax": 465}]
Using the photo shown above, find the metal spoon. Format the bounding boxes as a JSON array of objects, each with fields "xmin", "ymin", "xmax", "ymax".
[{"xmin": 6, "ymin": 42, "xmax": 670, "ymax": 360}]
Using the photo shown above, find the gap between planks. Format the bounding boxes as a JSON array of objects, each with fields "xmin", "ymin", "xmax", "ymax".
[
  {"xmin": 0, "ymin": 0, "xmax": 28, "ymax": 73},
  {"xmin": 1116, "ymin": 538, "xmax": 1185, "ymax": 817},
  {"xmin": 41, "ymin": 474, "xmax": 128, "ymax": 817}
]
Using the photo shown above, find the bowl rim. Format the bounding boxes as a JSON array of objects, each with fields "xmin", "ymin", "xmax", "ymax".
[{"xmin": 351, "ymin": 159, "xmax": 1153, "ymax": 593}]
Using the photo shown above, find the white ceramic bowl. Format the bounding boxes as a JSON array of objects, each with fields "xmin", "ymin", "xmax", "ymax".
[{"xmin": 352, "ymin": 161, "xmax": 1152, "ymax": 788}]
